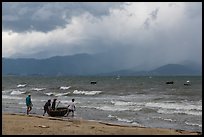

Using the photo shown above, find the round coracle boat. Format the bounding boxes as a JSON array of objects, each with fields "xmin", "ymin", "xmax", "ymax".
[{"xmin": 47, "ymin": 107, "xmax": 68, "ymax": 117}]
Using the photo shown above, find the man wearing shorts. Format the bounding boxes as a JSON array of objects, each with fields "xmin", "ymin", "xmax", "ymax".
[
  {"xmin": 26, "ymin": 94, "xmax": 33, "ymax": 115},
  {"xmin": 43, "ymin": 99, "xmax": 51, "ymax": 116},
  {"xmin": 66, "ymin": 98, "xmax": 76, "ymax": 117}
]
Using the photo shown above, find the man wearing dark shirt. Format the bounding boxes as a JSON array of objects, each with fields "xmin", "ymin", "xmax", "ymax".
[
  {"xmin": 52, "ymin": 98, "xmax": 57, "ymax": 110},
  {"xmin": 43, "ymin": 99, "xmax": 51, "ymax": 116}
]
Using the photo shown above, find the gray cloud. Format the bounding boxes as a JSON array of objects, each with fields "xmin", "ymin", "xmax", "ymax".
[
  {"xmin": 144, "ymin": 7, "xmax": 159, "ymax": 29},
  {"xmin": 2, "ymin": 2, "xmax": 122, "ymax": 32},
  {"xmin": 150, "ymin": 8, "xmax": 159, "ymax": 20},
  {"xmin": 2, "ymin": 2, "xmax": 202, "ymax": 70}
]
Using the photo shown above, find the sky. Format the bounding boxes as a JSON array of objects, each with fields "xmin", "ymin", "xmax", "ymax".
[{"xmin": 2, "ymin": 2, "xmax": 202, "ymax": 70}]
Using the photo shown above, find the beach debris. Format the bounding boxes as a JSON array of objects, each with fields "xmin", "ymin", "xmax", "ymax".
[{"xmin": 36, "ymin": 125, "xmax": 50, "ymax": 128}]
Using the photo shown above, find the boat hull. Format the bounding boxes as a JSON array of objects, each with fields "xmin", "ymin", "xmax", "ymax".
[{"xmin": 47, "ymin": 107, "xmax": 68, "ymax": 117}]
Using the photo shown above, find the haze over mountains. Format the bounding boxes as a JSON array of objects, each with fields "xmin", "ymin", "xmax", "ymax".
[{"xmin": 2, "ymin": 53, "xmax": 201, "ymax": 76}]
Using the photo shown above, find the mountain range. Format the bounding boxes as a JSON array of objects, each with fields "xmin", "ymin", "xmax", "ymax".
[{"xmin": 2, "ymin": 53, "xmax": 202, "ymax": 76}]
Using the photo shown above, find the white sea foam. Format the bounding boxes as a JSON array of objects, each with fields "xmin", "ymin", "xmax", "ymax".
[
  {"xmin": 108, "ymin": 114, "xmax": 117, "ymax": 118},
  {"xmin": 163, "ymin": 118, "xmax": 176, "ymax": 122},
  {"xmin": 132, "ymin": 122, "xmax": 143, "ymax": 127},
  {"xmin": 17, "ymin": 84, "xmax": 27, "ymax": 88},
  {"xmin": 133, "ymin": 107, "xmax": 143, "ymax": 111},
  {"xmin": 157, "ymin": 109, "xmax": 202, "ymax": 116},
  {"xmin": 40, "ymin": 99, "xmax": 47, "ymax": 102},
  {"xmin": 45, "ymin": 92, "xmax": 55, "ymax": 96},
  {"xmin": 2, "ymin": 90, "xmax": 12, "ymax": 93},
  {"xmin": 55, "ymin": 92, "xmax": 71, "ymax": 96},
  {"xmin": 58, "ymin": 100, "xmax": 70, "ymax": 104},
  {"xmin": 117, "ymin": 118, "xmax": 133, "ymax": 123},
  {"xmin": 145, "ymin": 102, "xmax": 202, "ymax": 111},
  {"xmin": 110, "ymin": 101, "xmax": 142, "ymax": 111},
  {"xmin": 73, "ymin": 90, "xmax": 102, "ymax": 95},
  {"xmin": 2, "ymin": 95, "xmax": 22, "ymax": 100},
  {"xmin": 80, "ymin": 102, "xmax": 142, "ymax": 112},
  {"xmin": 185, "ymin": 122, "xmax": 202, "ymax": 127},
  {"xmin": 108, "ymin": 115, "xmax": 135, "ymax": 124},
  {"xmin": 60, "ymin": 86, "xmax": 71, "ymax": 90},
  {"xmin": 44, "ymin": 92, "xmax": 70, "ymax": 96},
  {"xmin": 32, "ymin": 88, "xmax": 46, "ymax": 91},
  {"xmin": 111, "ymin": 101, "xmax": 137, "ymax": 106},
  {"xmin": 96, "ymin": 105, "xmax": 129, "ymax": 111},
  {"xmin": 18, "ymin": 102, "xmax": 25, "ymax": 105},
  {"xmin": 145, "ymin": 101, "xmax": 202, "ymax": 116},
  {"xmin": 10, "ymin": 90, "xmax": 26, "ymax": 95},
  {"xmin": 152, "ymin": 116, "xmax": 177, "ymax": 122}
]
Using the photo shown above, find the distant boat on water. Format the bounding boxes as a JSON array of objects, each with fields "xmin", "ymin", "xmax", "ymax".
[
  {"xmin": 90, "ymin": 81, "xmax": 97, "ymax": 84},
  {"xmin": 166, "ymin": 81, "xmax": 174, "ymax": 84},
  {"xmin": 184, "ymin": 80, "xmax": 191, "ymax": 86}
]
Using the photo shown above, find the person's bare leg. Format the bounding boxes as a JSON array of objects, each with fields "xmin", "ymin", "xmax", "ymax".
[
  {"xmin": 66, "ymin": 111, "xmax": 70, "ymax": 117},
  {"xmin": 28, "ymin": 107, "xmax": 32, "ymax": 114},
  {"xmin": 43, "ymin": 110, "xmax": 46, "ymax": 116}
]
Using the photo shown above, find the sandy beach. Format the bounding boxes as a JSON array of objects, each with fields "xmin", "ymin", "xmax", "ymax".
[{"xmin": 2, "ymin": 113, "xmax": 201, "ymax": 135}]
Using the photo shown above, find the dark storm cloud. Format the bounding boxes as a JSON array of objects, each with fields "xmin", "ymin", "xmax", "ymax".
[
  {"xmin": 2, "ymin": 2, "xmax": 123, "ymax": 32},
  {"xmin": 2, "ymin": 2, "xmax": 202, "ymax": 70}
]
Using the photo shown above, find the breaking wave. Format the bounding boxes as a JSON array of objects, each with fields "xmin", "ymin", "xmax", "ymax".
[
  {"xmin": 55, "ymin": 92, "xmax": 71, "ymax": 96},
  {"xmin": 31, "ymin": 88, "xmax": 46, "ymax": 91},
  {"xmin": 2, "ymin": 95, "xmax": 23, "ymax": 100},
  {"xmin": 10, "ymin": 90, "xmax": 26, "ymax": 95},
  {"xmin": 44, "ymin": 92, "xmax": 71, "ymax": 96},
  {"xmin": 145, "ymin": 101, "xmax": 202, "ymax": 116},
  {"xmin": 59, "ymin": 86, "xmax": 71, "ymax": 90},
  {"xmin": 73, "ymin": 90, "xmax": 102, "ymax": 95},
  {"xmin": 185, "ymin": 122, "xmax": 202, "ymax": 127},
  {"xmin": 17, "ymin": 84, "xmax": 27, "ymax": 88}
]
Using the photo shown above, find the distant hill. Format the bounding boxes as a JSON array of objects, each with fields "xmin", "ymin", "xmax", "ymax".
[
  {"xmin": 99, "ymin": 64, "xmax": 202, "ymax": 76},
  {"xmin": 2, "ymin": 54, "xmax": 202, "ymax": 76},
  {"xmin": 2, "ymin": 53, "xmax": 123, "ymax": 76},
  {"xmin": 149, "ymin": 64, "xmax": 202, "ymax": 76}
]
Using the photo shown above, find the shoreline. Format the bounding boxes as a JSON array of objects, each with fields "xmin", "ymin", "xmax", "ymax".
[{"xmin": 2, "ymin": 113, "xmax": 201, "ymax": 135}]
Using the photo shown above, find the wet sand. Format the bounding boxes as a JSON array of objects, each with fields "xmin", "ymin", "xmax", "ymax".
[{"xmin": 2, "ymin": 113, "xmax": 201, "ymax": 135}]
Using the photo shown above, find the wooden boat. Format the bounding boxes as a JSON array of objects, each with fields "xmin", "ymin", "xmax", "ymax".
[
  {"xmin": 90, "ymin": 81, "xmax": 97, "ymax": 84},
  {"xmin": 47, "ymin": 107, "xmax": 68, "ymax": 117},
  {"xmin": 184, "ymin": 81, "xmax": 191, "ymax": 86},
  {"xmin": 166, "ymin": 81, "xmax": 174, "ymax": 84}
]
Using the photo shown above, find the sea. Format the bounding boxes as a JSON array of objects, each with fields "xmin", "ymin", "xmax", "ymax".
[{"xmin": 2, "ymin": 76, "xmax": 202, "ymax": 132}]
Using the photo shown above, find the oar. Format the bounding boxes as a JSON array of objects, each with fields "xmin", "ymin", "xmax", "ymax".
[{"xmin": 56, "ymin": 101, "xmax": 60, "ymax": 109}]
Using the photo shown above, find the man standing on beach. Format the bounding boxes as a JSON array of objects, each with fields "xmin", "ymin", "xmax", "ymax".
[
  {"xmin": 43, "ymin": 99, "xmax": 51, "ymax": 116},
  {"xmin": 26, "ymin": 94, "xmax": 33, "ymax": 115},
  {"xmin": 51, "ymin": 98, "xmax": 57, "ymax": 110},
  {"xmin": 66, "ymin": 98, "xmax": 76, "ymax": 117}
]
